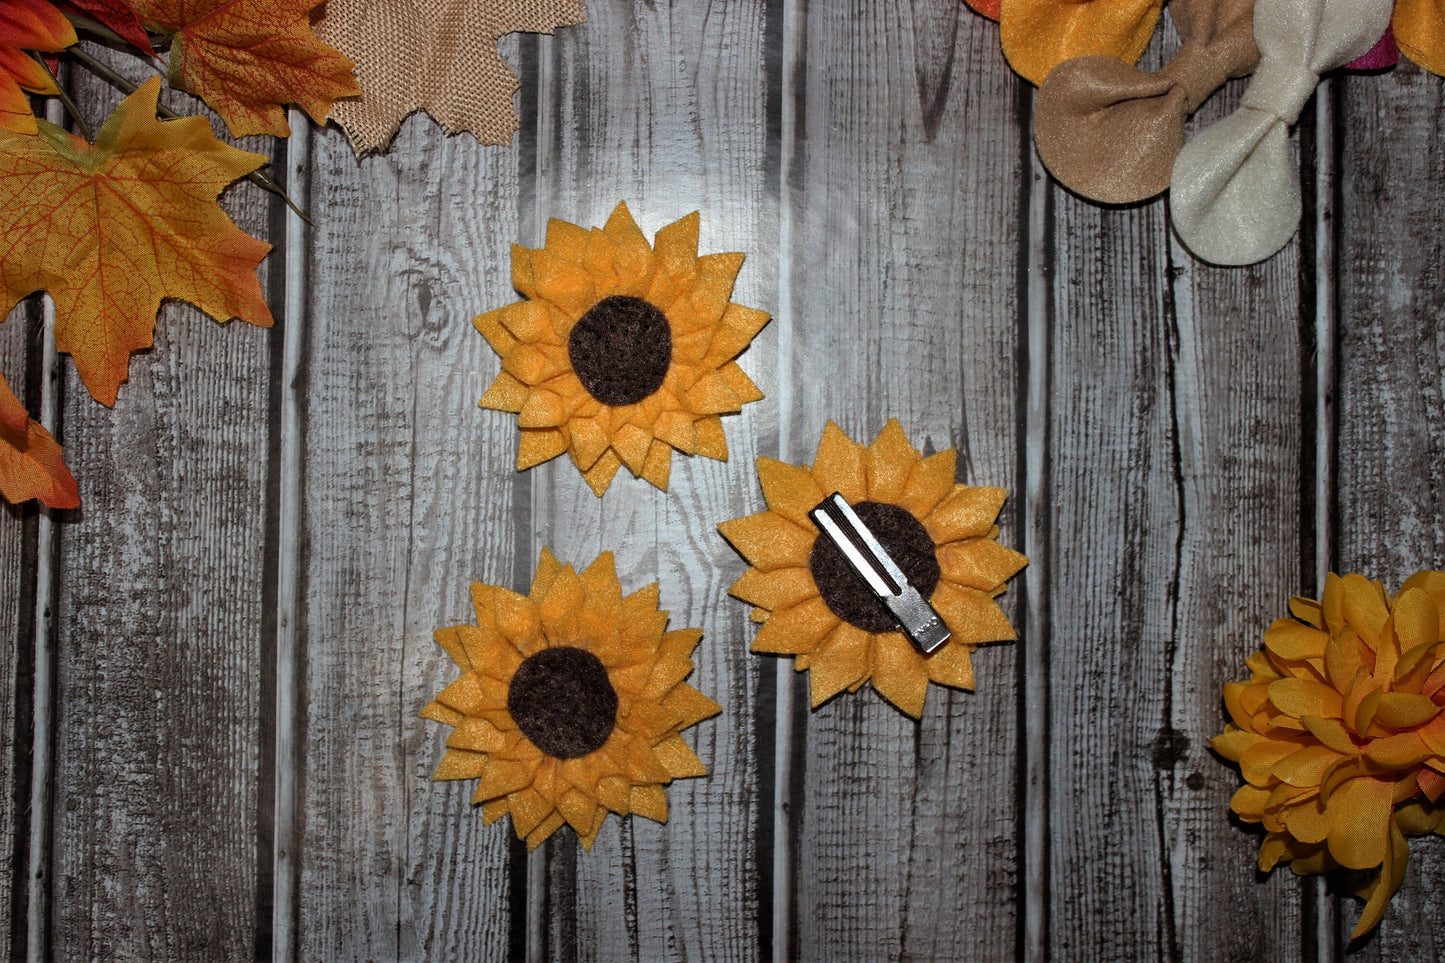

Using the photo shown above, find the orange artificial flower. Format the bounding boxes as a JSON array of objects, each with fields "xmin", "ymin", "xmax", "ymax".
[
  {"xmin": 475, "ymin": 202, "xmax": 769, "ymax": 496},
  {"xmin": 0, "ymin": 0, "xmax": 75, "ymax": 133},
  {"xmin": 422, "ymin": 550, "xmax": 721, "ymax": 850},
  {"xmin": 719, "ymin": 420, "xmax": 1027, "ymax": 718},
  {"xmin": 1213, "ymin": 572, "xmax": 1445, "ymax": 940}
]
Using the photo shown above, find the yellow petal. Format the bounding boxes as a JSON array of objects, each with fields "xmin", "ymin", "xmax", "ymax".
[
  {"xmin": 479, "ymin": 372, "xmax": 529, "ymax": 412},
  {"xmin": 729, "ymin": 566, "xmax": 818, "ymax": 612},
  {"xmin": 719, "ymin": 362, "xmax": 764, "ymax": 404},
  {"xmin": 865, "ymin": 419, "xmax": 919, "ymax": 504},
  {"xmin": 582, "ymin": 450, "xmax": 622, "ymax": 496},
  {"xmin": 433, "ymin": 748, "xmax": 488, "ymax": 781},
  {"xmin": 751, "ymin": 596, "xmax": 839, "ymax": 655},
  {"xmin": 641, "ymin": 439, "xmax": 672, "ymax": 490},
  {"xmin": 1325, "ymin": 776, "xmax": 1395, "ymax": 870},
  {"xmin": 896, "ymin": 449, "xmax": 957, "ymax": 519},
  {"xmin": 654, "ymin": 735, "xmax": 708, "ymax": 778},
  {"xmin": 653, "ymin": 410, "xmax": 697, "ymax": 453},
  {"xmin": 931, "ymin": 580, "xmax": 1017, "ymax": 645},
  {"xmin": 757, "ymin": 457, "xmax": 826, "ymax": 527},
  {"xmin": 694, "ymin": 416, "xmax": 728, "ymax": 460},
  {"xmin": 518, "ymin": 428, "xmax": 568, "ymax": 470},
  {"xmin": 613, "ymin": 423, "xmax": 653, "ymax": 474},
  {"xmin": 871, "ymin": 633, "xmax": 930, "ymax": 718},
  {"xmin": 1262, "ymin": 618, "xmax": 1330, "ymax": 661},
  {"xmin": 718, "ymin": 511, "xmax": 815, "ymax": 570},
  {"xmin": 653, "ymin": 211, "xmax": 700, "ymax": 278},
  {"xmin": 688, "ymin": 252, "xmax": 745, "ymax": 326},
  {"xmin": 806, "ymin": 622, "xmax": 871, "ymax": 706},
  {"xmin": 810, "ymin": 422, "xmax": 866, "ymax": 504},
  {"xmin": 1268, "ymin": 678, "xmax": 1344, "ymax": 720},
  {"xmin": 1350, "ymin": 820, "xmax": 1409, "ymax": 940},
  {"xmin": 924, "ymin": 641, "xmax": 975, "ymax": 691},
  {"xmin": 1374, "ymin": 692, "xmax": 1441, "ymax": 730},
  {"xmin": 936, "ymin": 540, "xmax": 1028, "ymax": 592},
  {"xmin": 630, "ymin": 784, "xmax": 669, "ymax": 823},
  {"xmin": 475, "ymin": 306, "xmax": 520, "ymax": 356},
  {"xmin": 525, "ymin": 811, "xmax": 566, "ymax": 850},
  {"xmin": 924, "ymin": 487, "xmax": 1008, "ymax": 543}
]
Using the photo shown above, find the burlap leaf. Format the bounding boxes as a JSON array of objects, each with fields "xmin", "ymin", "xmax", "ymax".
[{"xmin": 316, "ymin": 0, "xmax": 586, "ymax": 154}]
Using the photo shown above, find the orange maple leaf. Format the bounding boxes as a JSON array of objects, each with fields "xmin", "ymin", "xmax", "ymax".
[
  {"xmin": 0, "ymin": 0, "xmax": 76, "ymax": 134},
  {"xmin": 0, "ymin": 371, "xmax": 78, "ymax": 508},
  {"xmin": 0, "ymin": 76, "xmax": 274, "ymax": 406},
  {"xmin": 130, "ymin": 0, "xmax": 360, "ymax": 138}
]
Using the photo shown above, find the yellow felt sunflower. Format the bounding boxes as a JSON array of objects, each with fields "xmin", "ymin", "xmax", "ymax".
[
  {"xmin": 475, "ymin": 202, "xmax": 769, "ymax": 495},
  {"xmin": 422, "ymin": 549, "xmax": 722, "ymax": 849},
  {"xmin": 718, "ymin": 420, "xmax": 1027, "ymax": 718},
  {"xmin": 1213, "ymin": 571, "xmax": 1445, "ymax": 939}
]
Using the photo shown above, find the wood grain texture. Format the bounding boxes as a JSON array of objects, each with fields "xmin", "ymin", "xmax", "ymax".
[
  {"xmin": 526, "ymin": 1, "xmax": 770, "ymax": 958},
  {"xmin": 291, "ymin": 113, "xmax": 521, "ymax": 960},
  {"xmin": 0, "ymin": 297, "xmax": 39, "ymax": 962},
  {"xmin": 45, "ymin": 60, "xmax": 278, "ymax": 961},
  {"xmin": 782, "ymin": 2, "xmax": 1024, "ymax": 959},
  {"xmin": 1041, "ymin": 31, "xmax": 1306, "ymax": 959},
  {"xmin": 1335, "ymin": 63, "xmax": 1445, "ymax": 961}
]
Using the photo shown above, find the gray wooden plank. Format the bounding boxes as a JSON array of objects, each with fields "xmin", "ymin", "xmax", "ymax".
[
  {"xmin": 1041, "ymin": 31, "xmax": 1306, "ymax": 958},
  {"xmin": 46, "ymin": 57, "xmax": 277, "ymax": 961},
  {"xmin": 1335, "ymin": 62, "xmax": 1445, "ymax": 962},
  {"xmin": 525, "ymin": 1, "xmax": 771, "ymax": 958},
  {"xmin": 292, "ymin": 111, "xmax": 520, "ymax": 959},
  {"xmin": 1, "ymin": 297, "xmax": 37, "ymax": 962},
  {"xmin": 781, "ymin": 2, "xmax": 1023, "ymax": 959}
]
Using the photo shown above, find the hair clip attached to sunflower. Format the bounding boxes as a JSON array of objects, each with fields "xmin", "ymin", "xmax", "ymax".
[
  {"xmin": 475, "ymin": 203, "xmax": 770, "ymax": 496},
  {"xmin": 1213, "ymin": 571, "xmax": 1445, "ymax": 940},
  {"xmin": 422, "ymin": 550, "xmax": 722, "ymax": 850},
  {"xmin": 718, "ymin": 420, "xmax": 1027, "ymax": 718}
]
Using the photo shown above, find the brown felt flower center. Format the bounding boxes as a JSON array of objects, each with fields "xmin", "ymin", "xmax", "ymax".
[
  {"xmin": 507, "ymin": 646, "xmax": 618, "ymax": 759},
  {"xmin": 809, "ymin": 501, "xmax": 941, "ymax": 634},
  {"xmin": 568, "ymin": 295, "xmax": 673, "ymax": 406}
]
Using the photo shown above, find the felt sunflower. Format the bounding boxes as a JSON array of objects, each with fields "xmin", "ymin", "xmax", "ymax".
[
  {"xmin": 718, "ymin": 420, "xmax": 1027, "ymax": 718},
  {"xmin": 421, "ymin": 550, "xmax": 721, "ymax": 850},
  {"xmin": 475, "ymin": 202, "xmax": 769, "ymax": 496},
  {"xmin": 1212, "ymin": 572, "xmax": 1445, "ymax": 939}
]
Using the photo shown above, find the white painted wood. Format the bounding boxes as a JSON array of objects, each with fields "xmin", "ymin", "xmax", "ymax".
[
  {"xmin": 292, "ymin": 112, "xmax": 521, "ymax": 960},
  {"xmin": 526, "ymin": 2, "xmax": 770, "ymax": 958},
  {"xmin": 1042, "ymin": 29, "xmax": 1306, "ymax": 957},
  {"xmin": 44, "ymin": 62, "xmax": 277, "ymax": 960},
  {"xmin": 781, "ymin": 3, "xmax": 1024, "ymax": 960},
  {"xmin": 1335, "ymin": 62, "xmax": 1445, "ymax": 962}
]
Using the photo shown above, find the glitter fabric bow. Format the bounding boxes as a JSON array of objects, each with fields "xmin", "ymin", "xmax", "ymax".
[
  {"xmin": 1033, "ymin": 0, "xmax": 1259, "ymax": 204},
  {"xmin": 1170, "ymin": 0, "xmax": 1393, "ymax": 265},
  {"xmin": 1395, "ymin": 0, "xmax": 1445, "ymax": 73},
  {"xmin": 1000, "ymin": 0, "xmax": 1166, "ymax": 85}
]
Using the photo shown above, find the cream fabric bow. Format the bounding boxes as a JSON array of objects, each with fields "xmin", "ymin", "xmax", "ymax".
[{"xmin": 1170, "ymin": 0, "xmax": 1393, "ymax": 265}]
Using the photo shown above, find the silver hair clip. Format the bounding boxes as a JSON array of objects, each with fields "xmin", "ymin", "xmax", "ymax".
[{"xmin": 808, "ymin": 492, "xmax": 951, "ymax": 654}]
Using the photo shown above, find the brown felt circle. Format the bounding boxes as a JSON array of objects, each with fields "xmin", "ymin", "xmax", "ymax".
[
  {"xmin": 507, "ymin": 646, "xmax": 618, "ymax": 759},
  {"xmin": 809, "ymin": 501, "xmax": 941, "ymax": 634},
  {"xmin": 568, "ymin": 295, "xmax": 673, "ymax": 406}
]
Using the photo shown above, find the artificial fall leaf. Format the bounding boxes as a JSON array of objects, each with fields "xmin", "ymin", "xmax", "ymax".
[
  {"xmin": 53, "ymin": 0, "xmax": 156, "ymax": 57},
  {"xmin": 0, "ymin": 76, "xmax": 273, "ymax": 405},
  {"xmin": 0, "ymin": 0, "xmax": 76, "ymax": 134},
  {"xmin": 128, "ymin": 0, "xmax": 360, "ymax": 137},
  {"xmin": 316, "ymin": 0, "xmax": 586, "ymax": 153},
  {"xmin": 0, "ymin": 371, "xmax": 78, "ymax": 508}
]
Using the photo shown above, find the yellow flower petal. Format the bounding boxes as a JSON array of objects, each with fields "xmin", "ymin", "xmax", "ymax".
[
  {"xmin": 924, "ymin": 486, "xmax": 1008, "ymax": 544},
  {"xmin": 810, "ymin": 421, "xmax": 867, "ymax": 505},
  {"xmin": 896, "ymin": 449, "xmax": 957, "ymax": 519},
  {"xmin": 757, "ymin": 456, "xmax": 826, "ymax": 528},
  {"xmin": 751, "ymin": 596, "xmax": 839, "ymax": 655},
  {"xmin": 717, "ymin": 511, "xmax": 815, "ymax": 570},
  {"xmin": 871, "ymin": 633, "xmax": 930, "ymax": 718},
  {"xmin": 937, "ymin": 539, "xmax": 1029, "ymax": 592},
  {"xmin": 865, "ymin": 419, "xmax": 919, "ymax": 504},
  {"xmin": 807, "ymin": 622, "xmax": 871, "ymax": 707},
  {"xmin": 1325, "ymin": 776, "xmax": 1395, "ymax": 870},
  {"xmin": 518, "ymin": 427, "xmax": 567, "ymax": 470}
]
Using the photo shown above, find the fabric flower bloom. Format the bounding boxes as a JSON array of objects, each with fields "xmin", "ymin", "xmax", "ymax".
[
  {"xmin": 422, "ymin": 550, "xmax": 721, "ymax": 850},
  {"xmin": 475, "ymin": 202, "xmax": 769, "ymax": 496},
  {"xmin": 0, "ymin": 0, "xmax": 76, "ymax": 134},
  {"xmin": 718, "ymin": 420, "xmax": 1027, "ymax": 718},
  {"xmin": 1213, "ymin": 572, "xmax": 1445, "ymax": 940}
]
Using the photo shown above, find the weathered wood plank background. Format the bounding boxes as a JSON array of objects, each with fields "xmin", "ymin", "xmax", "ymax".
[{"xmin": 3, "ymin": 1, "xmax": 1443, "ymax": 959}]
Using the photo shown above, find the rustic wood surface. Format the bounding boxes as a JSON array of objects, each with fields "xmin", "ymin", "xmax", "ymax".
[{"xmin": 2, "ymin": 1, "xmax": 1444, "ymax": 960}]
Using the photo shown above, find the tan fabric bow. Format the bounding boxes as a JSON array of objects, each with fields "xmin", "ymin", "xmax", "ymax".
[{"xmin": 1033, "ymin": 0, "xmax": 1260, "ymax": 204}]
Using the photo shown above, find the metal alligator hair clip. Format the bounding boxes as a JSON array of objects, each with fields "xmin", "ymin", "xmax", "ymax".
[{"xmin": 808, "ymin": 492, "xmax": 951, "ymax": 654}]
